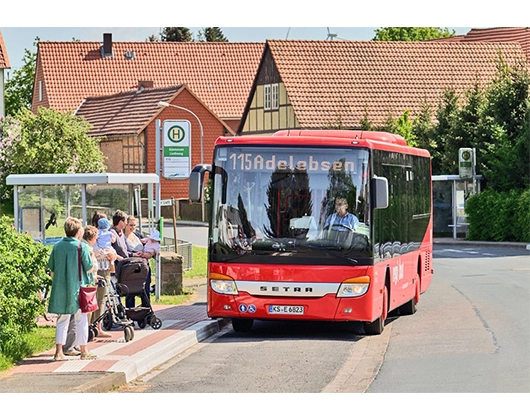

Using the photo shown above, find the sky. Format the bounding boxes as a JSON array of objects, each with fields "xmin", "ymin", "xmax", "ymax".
[{"xmin": 0, "ymin": 0, "xmax": 516, "ymax": 72}]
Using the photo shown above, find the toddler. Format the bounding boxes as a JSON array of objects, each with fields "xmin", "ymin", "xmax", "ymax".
[
  {"xmin": 96, "ymin": 218, "xmax": 117, "ymax": 272},
  {"xmin": 142, "ymin": 229, "xmax": 161, "ymax": 256}
]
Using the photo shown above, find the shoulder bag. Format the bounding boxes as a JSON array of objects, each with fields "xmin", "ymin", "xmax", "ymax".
[{"xmin": 77, "ymin": 242, "xmax": 99, "ymax": 313}]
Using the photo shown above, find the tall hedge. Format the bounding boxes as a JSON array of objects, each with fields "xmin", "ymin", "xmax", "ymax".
[
  {"xmin": 465, "ymin": 189, "xmax": 530, "ymax": 242},
  {"xmin": 0, "ymin": 216, "xmax": 51, "ymax": 354}
]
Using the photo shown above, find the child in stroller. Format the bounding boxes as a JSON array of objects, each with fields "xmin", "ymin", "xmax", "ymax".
[{"xmin": 115, "ymin": 257, "xmax": 162, "ymax": 330}]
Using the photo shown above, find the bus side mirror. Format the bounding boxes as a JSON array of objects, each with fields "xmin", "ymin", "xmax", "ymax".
[
  {"xmin": 189, "ymin": 164, "xmax": 212, "ymax": 202},
  {"xmin": 372, "ymin": 176, "xmax": 389, "ymax": 209}
]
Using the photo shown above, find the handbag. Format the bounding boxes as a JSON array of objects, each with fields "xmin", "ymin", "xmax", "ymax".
[{"xmin": 77, "ymin": 242, "xmax": 98, "ymax": 313}]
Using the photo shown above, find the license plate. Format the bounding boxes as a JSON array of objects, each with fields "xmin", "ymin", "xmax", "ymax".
[{"xmin": 268, "ymin": 305, "xmax": 304, "ymax": 315}]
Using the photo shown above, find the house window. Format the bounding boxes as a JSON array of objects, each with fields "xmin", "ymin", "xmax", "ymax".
[
  {"xmin": 264, "ymin": 83, "xmax": 279, "ymax": 111},
  {"xmin": 271, "ymin": 83, "xmax": 279, "ymax": 110},
  {"xmin": 38, "ymin": 80, "xmax": 43, "ymax": 102},
  {"xmin": 264, "ymin": 85, "xmax": 271, "ymax": 110}
]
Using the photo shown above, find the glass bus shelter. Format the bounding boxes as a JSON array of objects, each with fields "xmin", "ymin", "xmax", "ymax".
[
  {"xmin": 6, "ymin": 172, "xmax": 162, "ymax": 296},
  {"xmin": 432, "ymin": 174, "xmax": 482, "ymax": 239}
]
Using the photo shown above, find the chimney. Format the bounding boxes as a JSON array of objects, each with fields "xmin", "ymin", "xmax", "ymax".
[
  {"xmin": 138, "ymin": 80, "xmax": 154, "ymax": 90},
  {"xmin": 101, "ymin": 33, "xmax": 113, "ymax": 58}
]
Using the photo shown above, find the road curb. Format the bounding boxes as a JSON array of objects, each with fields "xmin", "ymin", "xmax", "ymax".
[
  {"xmin": 75, "ymin": 317, "xmax": 231, "ymax": 392},
  {"xmin": 434, "ymin": 239, "xmax": 529, "ymax": 249},
  {"xmin": 73, "ymin": 372, "xmax": 127, "ymax": 393}
]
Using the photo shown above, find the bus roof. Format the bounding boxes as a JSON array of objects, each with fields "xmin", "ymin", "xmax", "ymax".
[{"xmin": 216, "ymin": 130, "xmax": 430, "ymax": 157}]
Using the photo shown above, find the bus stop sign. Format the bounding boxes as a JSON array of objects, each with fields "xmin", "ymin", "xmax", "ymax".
[{"xmin": 458, "ymin": 148, "xmax": 473, "ymax": 179}]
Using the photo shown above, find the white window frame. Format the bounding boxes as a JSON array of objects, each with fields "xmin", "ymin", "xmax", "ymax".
[
  {"xmin": 271, "ymin": 83, "xmax": 279, "ymax": 110},
  {"xmin": 264, "ymin": 84, "xmax": 271, "ymax": 110}
]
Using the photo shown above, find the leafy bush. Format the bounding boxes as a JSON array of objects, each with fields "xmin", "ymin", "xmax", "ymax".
[
  {"xmin": 466, "ymin": 189, "xmax": 530, "ymax": 242},
  {"xmin": 0, "ymin": 216, "xmax": 51, "ymax": 356}
]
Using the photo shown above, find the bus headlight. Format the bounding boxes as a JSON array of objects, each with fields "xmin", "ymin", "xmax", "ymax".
[
  {"xmin": 210, "ymin": 273, "xmax": 238, "ymax": 295},
  {"xmin": 337, "ymin": 276, "xmax": 370, "ymax": 297}
]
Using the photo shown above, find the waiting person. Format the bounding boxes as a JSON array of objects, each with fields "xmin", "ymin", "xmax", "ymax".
[
  {"xmin": 323, "ymin": 197, "xmax": 359, "ymax": 232},
  {"xmin": 111, "ymin": 210, "xmax": 128, "ymax": 264},
  {"xmin": 47, "ymin": 217, "xmax": 97, "ymax": 361},
  {"xmin": 124, "ymin": 216, "xmax": 145, "ymax": 256},
  {"xmin": 84, "ymin": 225, "xmax": 112, "ymax": 339},
  {"xmin": 96, "ymin": 217, "xmax": 116, "ymax": 272}
]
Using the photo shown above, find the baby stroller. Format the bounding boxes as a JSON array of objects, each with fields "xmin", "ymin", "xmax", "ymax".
[
  {"xmin": 115, "ymin": 257, "xmax": 162, "ymax": 330},
  {"xmin": 89, "ymin": 275, "xmax": 136, "ymax": 342}
]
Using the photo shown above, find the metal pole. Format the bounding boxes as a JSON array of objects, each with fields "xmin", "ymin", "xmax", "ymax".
[
  {"xmin": 172, "ymin": 197, "xmax": 178, "ymax": 253},
  {"xmin": 155, "ymin": 119, "xmax": 161, "ymax": 301}
]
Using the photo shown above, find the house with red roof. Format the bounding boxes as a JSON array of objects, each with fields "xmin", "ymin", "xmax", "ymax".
[
  {"xmin": 32, "ymin": 34, "xmax": 264, "ymax": 133},
  {"xmin": 238, "ymin": 38, "xmax": 528, "ymax": 135},
  {"xmin": 32, "ymin": 33, "xmax": 264, "ymax": 201},
  {"xmin": 75, "ymin": 84, "xmax": 233, "ymax": 199},
  {"xmin": 0, "ymin": 30, "xmax": 10, "ymax": 117}
]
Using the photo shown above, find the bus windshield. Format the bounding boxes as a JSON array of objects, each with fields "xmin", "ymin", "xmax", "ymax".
[{"xmin": 210, "ymin": 145, "xmax": 372, "ymax": 265}]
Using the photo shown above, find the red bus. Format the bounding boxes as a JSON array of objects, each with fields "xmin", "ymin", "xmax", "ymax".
[{"xmin": 189, "ymin": 130, "xmax": 433, "ymax": 335}]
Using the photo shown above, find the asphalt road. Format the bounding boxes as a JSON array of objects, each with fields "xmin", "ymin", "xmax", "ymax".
[{"xmin": 112, "ymin": 243, "xmax": 529, "ymax": 396}]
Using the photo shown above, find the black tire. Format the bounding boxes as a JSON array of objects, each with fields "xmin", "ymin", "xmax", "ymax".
[
  {"xmin": 400, "ymin": 297, "xmax": 416, "ymax": 316},
  {"xmin": 138, "ymin": 320, "xmax": 147, "ymax": 329},
  {"xmin": 364, "ymin": 286, "xmax": 388, "ymax": 335},
  {"xmin": 231, "ymin": 318, "xmax": 254, "ymax": 332},
  {"xmin": 124, "ymin": 326, "xmax": 134, "ymax": 342},
  {"xmin": 102, "ymin": 312, "xmax": 113, "ymax": 331},
  {"xmin": 150, "ymin": 317, "xmax": 162, "ymax": 330},
  {"xmin": 400, "ymin": 275, "xmax": 419, "ymax": 316},
  {"xmin": 88, "ymin": 326, "xmax": 96, "ymax": 342},
  {"xmin": 364, "ymin": 317, "xmax": 383, "ymax": 335}
]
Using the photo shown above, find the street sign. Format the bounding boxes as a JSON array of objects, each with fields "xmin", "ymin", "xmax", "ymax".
[
  {"xmin": 458, "ymin": 148, "xmax": 473, "ymax": 179},
  {"xmin": 162, "ymin": 120, "xmax": 191, "ymax": 179}
]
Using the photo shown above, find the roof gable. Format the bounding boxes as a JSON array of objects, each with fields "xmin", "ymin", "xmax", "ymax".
[
  {"xmin": 0, "ymin": 30, "xmax": 10, "ymax": 69},
  {"xmin": 35, "ymin": 39, "xmax": 264, "ymax": 118},
  {"xmin": 75, "ymin": 84, "xmax": 233, "ymax": 137},
  {"xmin": 75, "ymin": 85, "xmax": 184, "ymax": 136},
  {"xmin": 263, "ymin": 40, "xmax": 527, "ymax": 128}
]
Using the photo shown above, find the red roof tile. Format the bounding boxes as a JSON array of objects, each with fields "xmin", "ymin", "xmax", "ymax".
[
  {"xmin": 430, "ymin": 27, "xmax": 530, "ymax": 59},
  {"xmin": 461, "ymin": 27, "xmax": 530, "ymax": 58},
  {"xmin": 0, "ymin": 30, "xmax": 11, "ymax": 69},
  {"xmin": 265, "ymin": 40, "xmax": 527, "ymax": 128},
  {"xmin": 75, "ymin": 85, "xmax": 184, "ymax": 137},
  {"xmin": 35, "ymin": 39, "xmax": 264, "ymax": 118},
  {"xmin": 75, "ymin": 84, "xmax": 233, "ymax": 137}
]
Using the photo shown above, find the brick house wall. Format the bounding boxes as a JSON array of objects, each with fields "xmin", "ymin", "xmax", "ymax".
[
  {"xmin": 144, "ymin": 89, "xmax": 222, "ymax": 199},
  {"xmin": 31, "ymin": 54, "xmax": 50, "ymax": 113}
]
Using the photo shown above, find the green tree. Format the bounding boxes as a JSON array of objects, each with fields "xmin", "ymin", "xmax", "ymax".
[
  {"xmin": 4, "ymin": 39, "xmax": 38, "ymax": 117},
  {"xmin": 197, "ymin": 27, "xmax": 229, "ymax": 42},
  {"xmin": 478, "ymin": 59, "xmax": 530, "ymax": 191},
  {"xmin": 373, "ymin": 27, "xmax": 456, "ymax": 41},
  {"xmin": 411, "ymin": 100, "xmax": 436, "ymax": 150},
  {"xmin": 160, "ymin": 27, "xmax": 193, "ymax": 42},
  {"xmin": 0, "ymin": 108, "xmax": 106, "ymax": 199}
]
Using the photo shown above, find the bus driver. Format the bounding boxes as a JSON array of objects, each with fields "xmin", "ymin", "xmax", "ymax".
[{"xmin": 323, "ymin": 197, "xmax": 359, "ymax": 232}]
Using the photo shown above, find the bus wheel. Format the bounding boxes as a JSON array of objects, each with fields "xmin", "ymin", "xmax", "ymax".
[
  {"xmin": 232, "ymin": 318, "xmax": 254, "ymax": 332},
  {"xmin": 364, "ymin": 286, "xmax": 388, "ymax": 335},
  {"xmin": 400, "ymin": 275, "xmax": 419, "ymax": 316}
]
